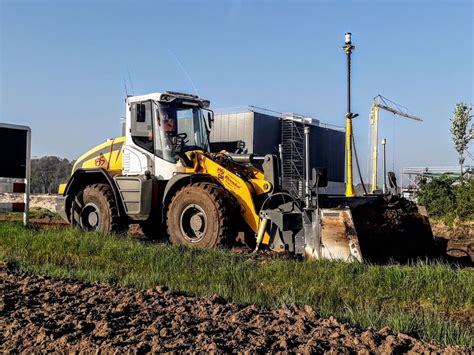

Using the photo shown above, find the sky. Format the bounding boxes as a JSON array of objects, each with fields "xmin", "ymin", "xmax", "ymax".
[{"xmin": 1, "ymin": 0, "xmax": 473, "ymax": 183}]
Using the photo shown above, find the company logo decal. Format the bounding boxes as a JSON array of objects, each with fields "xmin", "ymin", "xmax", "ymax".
[{"xmin": 95, "ymin": 153, "xmax": 107, "ymax": 167}]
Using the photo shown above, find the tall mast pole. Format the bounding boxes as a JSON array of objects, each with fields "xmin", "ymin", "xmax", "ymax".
[
  {"xmin": 343, "ymin": 32, "xmax": 356, "ymax": 197},
  {"xmin": 382, "ymin": 138, "xmax": 387, "ymax": 194}
]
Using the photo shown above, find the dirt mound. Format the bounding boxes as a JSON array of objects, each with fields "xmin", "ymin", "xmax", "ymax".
[
  {"xmin": 1, "ymin": 263, "xmax": 468, "ymax": 353},
  {"xmin": 351, "ymin": 196, "xmax": 436, "ymax": 262},
  {"xmin": 431, "ymin": 220, "xmax": 474, "ymax": 262}
]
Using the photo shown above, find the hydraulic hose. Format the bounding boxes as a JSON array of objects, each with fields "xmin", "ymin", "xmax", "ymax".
[{"xmin": 352, "ymin": 134, "xmax": 368, "ymax": 195}]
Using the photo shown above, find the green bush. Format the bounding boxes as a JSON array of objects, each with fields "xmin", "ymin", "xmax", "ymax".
[
  {"xmin": 417, "ymin": 176, "xmax": 473, "ymax": 221},
  {"xmin": 455, "ymin": 178, "xmax": 474, "ymax": 219},
  {"xmin": 417, "ymin": 176, "xmax": 456, "ymax": 218}
]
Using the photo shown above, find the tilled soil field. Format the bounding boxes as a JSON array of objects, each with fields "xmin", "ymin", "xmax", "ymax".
[{"xmin": 1, "ymin": 263, "xmax": 469, "ymax": 353}]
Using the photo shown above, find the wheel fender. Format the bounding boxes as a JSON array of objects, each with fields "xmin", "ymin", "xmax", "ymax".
[{"xmin": 63, "ymin": 168, "xmax": 125, "ymax": 221}]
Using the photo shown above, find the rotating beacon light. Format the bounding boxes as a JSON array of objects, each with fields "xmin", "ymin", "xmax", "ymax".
[{"xmin": 343, "ymin": 32, "xmax": 357, "ymax": 197}]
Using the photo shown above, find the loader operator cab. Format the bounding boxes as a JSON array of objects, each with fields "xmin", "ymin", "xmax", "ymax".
[
  {"xmin": 156, "ymin": 101, "xmax": 209, "ymax": 157},
  {"xmin": 126, "ymin": 91, "xmax": 213, "ymax": 178}
]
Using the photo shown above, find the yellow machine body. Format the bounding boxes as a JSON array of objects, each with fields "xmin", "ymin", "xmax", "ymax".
[
  {"xmin": 59, "ymin": 136, "xmax": 276, "ymax": 247},
  {"xmin": 58, "ymin": 131, "xmax": 365, "ymax": 258},
  {"xmin": 58, "ymin": 136, "xmax": 125, "ymax": 195},
  {"xmin": 183, "ymin": 150, "xmax": 273, "ymax": 244},
  {"xmin": 72, "ymin": 136, "xmax": 125, "ymax": 174},
  {"xmin": 54, "ymin": 91, "xmax": 374, "ymax": 262}
]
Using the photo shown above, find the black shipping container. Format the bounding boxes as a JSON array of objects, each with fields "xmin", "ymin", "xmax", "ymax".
[{"xmin": 212, "ymin": 111, "xmax": 345, "ymax": 183}]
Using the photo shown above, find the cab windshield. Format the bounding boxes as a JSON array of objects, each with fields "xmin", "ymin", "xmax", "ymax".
[{"xmin": 154, "ymin": 101, "xmax": 209, "ymax": 162}]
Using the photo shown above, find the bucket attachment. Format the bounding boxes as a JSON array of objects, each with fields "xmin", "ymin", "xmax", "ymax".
[{"xmin": 304, "ymin": 207, "xmax": 363, "ymax": 262}]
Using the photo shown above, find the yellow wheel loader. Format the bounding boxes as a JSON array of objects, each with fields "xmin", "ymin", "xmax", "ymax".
[{"xmin": 57, "ymin": 91, "xmax": 434, "ymax": 262}]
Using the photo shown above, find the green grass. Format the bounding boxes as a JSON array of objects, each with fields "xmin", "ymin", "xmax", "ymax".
[
  {"xmin": 0, "ymin": 208, "xmax": 63, "ymax": 221},
  {"xmin": 0, "ymin": 222, "xmax": 473, "ymax": 347}
]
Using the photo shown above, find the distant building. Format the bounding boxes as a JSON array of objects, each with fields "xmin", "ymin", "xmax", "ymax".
[{"xmin": 211, "ymin": 107, "xmax": 346, "ymax": 195}]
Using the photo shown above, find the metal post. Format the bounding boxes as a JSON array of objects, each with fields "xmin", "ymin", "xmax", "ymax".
[
  {"xmin": 23, "ymin": 127, "xmax": 31, "ymax": 226},
  {"xmin": 343, "ymin": 32, "xmax": 356, "ymax": 197},
  {"xmin": 304, "ymin": 126, "xmax": 311, "ymax": 207},
  {"xmin": 382, "ymin": 138, "xmax": 387, "ymax": 194},
  {"xmin": 400, "ymin": 168, "xmax": 403, "ymax": 193},
  {"xmin": 370, "ymin": 106, "xmax": 379, "ymax": 193},
  {"xmin": 278, "ymin": 143, "xmax": 283, "ymax": 190},
  {"xmin": 278, "ymin": 143, "xmax": 283, "ymax": 177}
]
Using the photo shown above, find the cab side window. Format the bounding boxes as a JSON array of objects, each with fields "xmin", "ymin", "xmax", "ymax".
[{"xmin": 130, "ymin": 101, "xmax": 153, "ymax": 153}]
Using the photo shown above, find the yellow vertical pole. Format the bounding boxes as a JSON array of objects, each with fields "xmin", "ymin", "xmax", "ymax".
[
  {"xmin": 345, "ymin": 113, "xmax": 355, "ymax": 197},
  {"xmin": 343, "ymin": 33, "xmax": 356, "ymax": 197}
]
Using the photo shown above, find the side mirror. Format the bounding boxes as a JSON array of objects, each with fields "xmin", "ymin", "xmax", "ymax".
[
  {"xmin": 137, "ymin": 103, "xmax": 146, "ymax": 123},
  {"xmin": 312, "ymin": 167, "xmax": 328, "ymax": 188},
  {"xmin": 207, "ymin": 111, "xmax": 214, "ymax": 129}
]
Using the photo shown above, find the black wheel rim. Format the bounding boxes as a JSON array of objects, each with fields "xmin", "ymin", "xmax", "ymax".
[
  {"xmin": 80, "ymin": 203, "xmax": 101, "ymax": 230},
  {"xmin": 179, "ymin": 204, "xmax": 207, "ymax": 243}
]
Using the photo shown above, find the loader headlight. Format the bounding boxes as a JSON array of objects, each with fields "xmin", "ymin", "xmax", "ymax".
[{"xmin": 200, "ymin": 100, "xmax": 210, "ymax": 109}]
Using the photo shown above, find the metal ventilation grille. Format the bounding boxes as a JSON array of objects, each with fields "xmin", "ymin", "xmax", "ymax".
[{"xmin": 281, "ymin": 117, "xmax": 305, "ymax": 198}]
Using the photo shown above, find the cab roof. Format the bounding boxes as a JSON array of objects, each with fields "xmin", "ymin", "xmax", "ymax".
[{"xmin": 126, "ymin": 91, "xmax": 210, "ymax": 108}]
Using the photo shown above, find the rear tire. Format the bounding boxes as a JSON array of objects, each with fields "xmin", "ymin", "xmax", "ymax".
[
  {"xmin": 166, "ymin": 182, "xmax": 235, "ymax": 248},
  {"xmin": 70, "ymin": 183, "xmax": 124, "ymax": 234}
]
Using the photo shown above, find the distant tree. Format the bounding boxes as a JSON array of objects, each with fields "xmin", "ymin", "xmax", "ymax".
[
  {"xmin": 417, "ymin": 175, "xmax": 456, "ymax": 219},
  {"xmin": 30, "ymin": 156, "xmax": 73, "ymax": 194},
  {"xmin": 417, "ymin": 175, "xmax": 473, "ymax": 222},
  {"xmin": 450, "ymin": 103, "xmax": 473, "ymax": 180}
]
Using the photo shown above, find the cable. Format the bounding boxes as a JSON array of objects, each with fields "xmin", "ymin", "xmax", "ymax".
[
  {"xmin": 392, "ymin": 116, "xmax": 396, "ymax": 171},
  {"xmin": 367, "ymin": 112, "xmax": 372, "ymax": 186},
  {"xmin": 126, "ymin": 67, "xmax": 135, "ymax": 95},
  {"xmin": 466, "ymin": 150, "xmax": 474, "ymax": 162},
  {"xmin": 352, "ymin": 134, "xmax": 368, "ymax": 195},
  {"xmin": 259, "ymin": 192, "xmax": 301, "ymax": 214}
]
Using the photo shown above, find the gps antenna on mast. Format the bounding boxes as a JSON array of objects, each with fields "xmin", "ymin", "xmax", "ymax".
[
  {"xmin": 168, "ymin": 49, "xmax": 199, "ymax": 96},
  {"xmin": 123, "ymin": 77, "xmax": 129, "ymax": 98}
]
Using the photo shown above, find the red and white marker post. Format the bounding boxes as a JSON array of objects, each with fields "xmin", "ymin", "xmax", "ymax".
[{"xmin": 0, "ymin": 123, "xmax": 31, "ymax": 226}]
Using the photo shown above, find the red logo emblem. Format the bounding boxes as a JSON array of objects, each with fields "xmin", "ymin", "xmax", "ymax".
[
  {"xmin": 95, "ymin": 154, "xmax": 106, "ymax": 167},
  {"xmin": 217, "ymin": 167, "xmax": 225, "ymax": 180}
]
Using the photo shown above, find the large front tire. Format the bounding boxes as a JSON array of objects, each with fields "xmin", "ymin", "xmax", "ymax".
[
  {"xmin": 70, "ymin": 183, "xmax": 124, "ymax": 234},
  {"xmin": 166, "ymin": 182, "xmax": 235, "ymax": 248}
]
